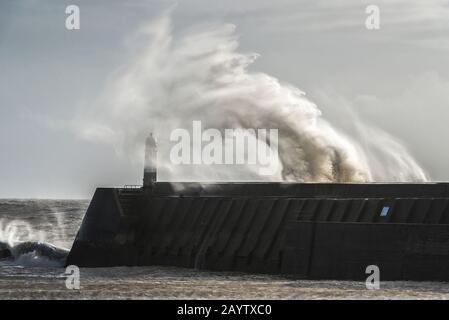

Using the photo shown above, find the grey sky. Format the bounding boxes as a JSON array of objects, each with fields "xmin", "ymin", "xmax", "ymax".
[{"xmin": 1, "ymin": 0, "xmax": 448, "ymax": 198}]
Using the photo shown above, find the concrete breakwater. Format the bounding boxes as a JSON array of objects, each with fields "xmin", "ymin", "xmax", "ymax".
[{"xmin": 67, "ymin": 182, "xmax": 449, "ymax": 281}]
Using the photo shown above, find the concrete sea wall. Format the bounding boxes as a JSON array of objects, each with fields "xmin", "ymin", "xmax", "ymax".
[{"xmin": 67, "ymin": 183, "xmax": 449, "ymax": 280}]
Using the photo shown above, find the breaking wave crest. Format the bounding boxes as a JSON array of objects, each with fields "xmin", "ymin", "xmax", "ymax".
[
  {"xmin": 75, "ymin": 12, "xmax": 429, "ymax": 183},
  {"xmin": 0, "ymin": 241, "xmax": 68, "ymax": 268}
]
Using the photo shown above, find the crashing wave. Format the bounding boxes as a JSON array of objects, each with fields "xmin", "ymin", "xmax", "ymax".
[{"xmin": 0, "ymin": 240, "xmax": 68, "ymax": 267}]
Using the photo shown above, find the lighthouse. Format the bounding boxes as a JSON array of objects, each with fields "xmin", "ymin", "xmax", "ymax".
[{"xmin": 143, "ymin": 133, "xmax": 157, "ymax": 188}]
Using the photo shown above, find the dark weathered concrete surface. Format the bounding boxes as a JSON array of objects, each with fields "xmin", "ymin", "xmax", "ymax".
[{"xmin": 67, "ymin": 183, "xmax": 449, "ymax": 281}]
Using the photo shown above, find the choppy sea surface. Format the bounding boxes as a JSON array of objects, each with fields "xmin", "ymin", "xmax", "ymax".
[{"xmin": 1, "ymin": 199, "xmax": 449, "ymax": 300}]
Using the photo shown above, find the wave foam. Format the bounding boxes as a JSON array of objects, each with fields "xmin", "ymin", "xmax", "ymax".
[{"xmin": 0, "ymin": 241, "xmax": 68, "ymax": 268}]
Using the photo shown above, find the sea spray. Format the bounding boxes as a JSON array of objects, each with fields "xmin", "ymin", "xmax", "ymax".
[
  {"xmin": 75, "ymin": 13, "xmax": 428, "ymax": 182},
  {"xmin": 0, "ymin": 219, "xmax": 37, "ymax": 246}
]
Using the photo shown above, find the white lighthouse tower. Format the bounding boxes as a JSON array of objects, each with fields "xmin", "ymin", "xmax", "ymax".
[{"xmin": 143, "ymin": 133, "xmax": 157, "ymax": 188}]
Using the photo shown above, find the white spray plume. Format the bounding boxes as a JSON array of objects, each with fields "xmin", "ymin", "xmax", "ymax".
[{"xmin": 75, "ymin": 14, "xmax": 428, "ymax": 183}]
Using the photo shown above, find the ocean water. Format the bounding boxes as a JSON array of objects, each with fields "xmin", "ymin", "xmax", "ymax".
[{"xmin": 1, "ymin": 199, "xmax": 449, "ymax": 300}]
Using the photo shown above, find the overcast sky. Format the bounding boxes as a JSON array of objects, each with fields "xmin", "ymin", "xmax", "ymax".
[{"xmin": 1, "ymin": 0, "xmax": 449, "ymax": 199}]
